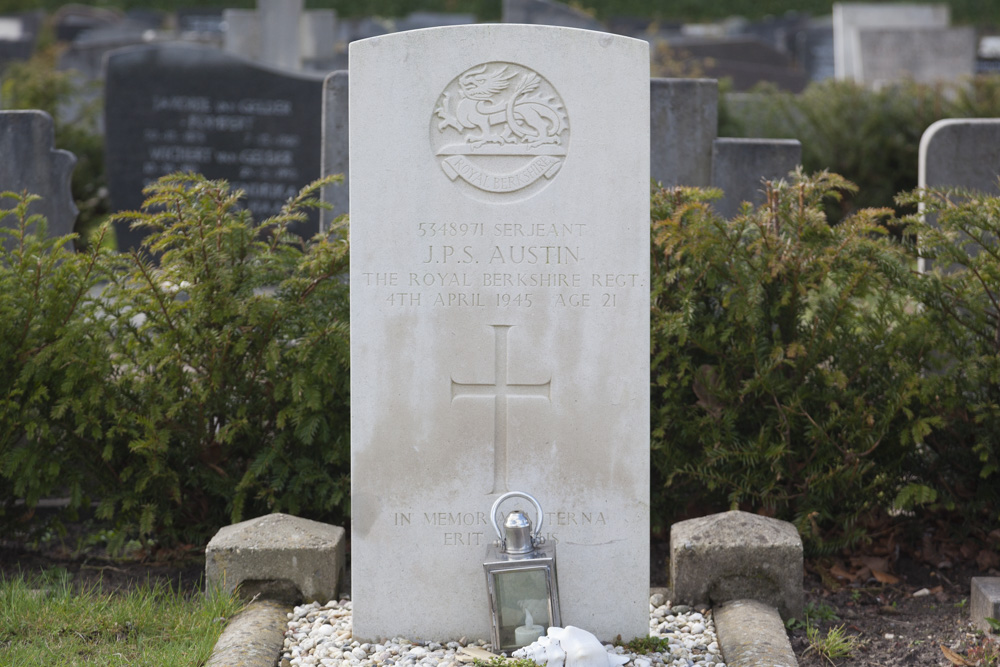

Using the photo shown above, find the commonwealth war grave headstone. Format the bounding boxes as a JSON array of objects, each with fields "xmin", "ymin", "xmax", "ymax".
[
  {"xmin": 104, "ymin": 42, "xmax": 325, "ymax": 250},
  {"xmin": 0, "ymin": 111, "xmax": 78, "ymax": 241},
  {"xmin": 350, "ymin": 25, "xmax": 650, "ymax": 642}
]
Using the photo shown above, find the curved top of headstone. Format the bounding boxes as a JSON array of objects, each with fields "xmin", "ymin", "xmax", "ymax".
[
  {"xmin": 0, "ymin": 110, "xmax": 78, "ymax": 240},
  {"xmin": 919, "ymin": 118, "xmax": 1000, "ymax": 193}
]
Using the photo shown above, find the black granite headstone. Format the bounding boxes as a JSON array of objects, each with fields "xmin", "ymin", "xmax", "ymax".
[
  {"xmin": 0, "ymin": 111, "xmax": 78, "ymax": 243},
  {"xmin": 104, "ymin": 43, "xmax": 325, "ymax": 250}
]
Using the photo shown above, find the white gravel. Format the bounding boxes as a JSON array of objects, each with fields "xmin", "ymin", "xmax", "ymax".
[{"xmin": 280, "ymin": 594, "xmax": 725, "ymax": 667}]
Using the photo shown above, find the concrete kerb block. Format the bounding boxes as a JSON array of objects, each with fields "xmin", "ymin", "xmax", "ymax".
[
  {"xmin": 670, "ymin": 510, "xmax": 803, "ymax": 621},
  {"xmin": 714, "ymin": 599, "xmax": 798, "ymax": 667},
  {"xmin": 206, "ymin": 513, "xmax": 346, "ymax": 604},
  {"xmin": 971, "ymin": 577, "xmax": 1000, "ymax": 636}
]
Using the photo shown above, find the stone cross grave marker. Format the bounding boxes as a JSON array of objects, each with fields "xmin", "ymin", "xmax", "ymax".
[
  {"xmin": 350, "ymin": 24, "xmax": 650, "ymax": 643},
  {"xmin": 104, "ymin": 42, "xmax": 325, "ymax": 250},
  {"xmin": 0, "ymin": 111, "xmax": 78, "ymax": 243}
]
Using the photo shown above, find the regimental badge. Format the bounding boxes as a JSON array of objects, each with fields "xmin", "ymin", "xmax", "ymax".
[{"xmin": 432, "ymin": 62, "xmax": 569, "ymax": 200}]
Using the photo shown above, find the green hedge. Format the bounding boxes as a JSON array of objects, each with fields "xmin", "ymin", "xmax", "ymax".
[
  {"xmin": 650, "ymin": 173, "xmax": 1000, "ymax": 552},
  {"xmin": 723, "ymin": 76, "xmax": 1000, "ymax": 221},
  {"xmin": 4, "ymin": 171, "xmax": 1000, "ymax": 551},
  {"xmin": 1, "ymin": 175, "xmax": 351, "ymax": 548}
]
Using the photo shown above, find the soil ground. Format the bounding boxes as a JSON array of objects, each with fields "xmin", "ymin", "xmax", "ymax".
[{"xmin": 3, "ymin": 519, "xmax": 999, "ymax": 666}]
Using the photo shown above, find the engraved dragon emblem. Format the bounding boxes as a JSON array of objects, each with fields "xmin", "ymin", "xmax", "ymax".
[{"xmin": 435, "ymin": 64, "xmax": 568, "ymax": 150}]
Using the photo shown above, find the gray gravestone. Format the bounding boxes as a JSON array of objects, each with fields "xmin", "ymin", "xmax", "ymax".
[
  {"xmin": 104, "ymin": 42, "xmax": 325, "ymax": 250},
  {"xmin": 320, "ymin": 71, "xmax": 348, "ymax": 232},
  {"xmin": 918, "ymin": 119, "xmax": 1000, "ymax": 272},
  {"xmin": 0, "ymin": 111, "xmax": 78, "ymax": 241},
  {"xmin": 856, "ymin": 27, "xmax": 975, "ymax": 86},
  {"xmin": 350, "ymin": 24, "xmax": 649, "ymax": 642},
  {"xmin": 711, "ymin": 138, "xmax": 802, "ymax": 218},
  {"xmin": 920, "ymin": 119, "xmax": 1000, "ymax": 194},
  {"xmin": 833, "ymin": 3, "xmax": 949, "ymax": 81},
  {"xmin": 651, "ymin": 78, "xmax": 718, "ymax": 188},
  {"xmin": 260, "ymin": 0, "xmax": 302, "ymax": 71}
]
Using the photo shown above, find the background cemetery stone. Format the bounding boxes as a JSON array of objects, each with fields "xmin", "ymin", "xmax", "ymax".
[
  {"xmin": 711, "ymin": 138, "xmax": 802, "ymax": 219},
  {"xmin": 222, "ymin": 0, "xmax": 337, "ymax": 72},
  {"xmin": 920, "ymin": 119, "xmax": 1000, "ymax": 194},
  {"xmin": 650, "ymin": 78, "xmax": 717, "ymax": 188},
  {"xmin": 320, "ymin": 71, "xmax": 348, "ymax": 232},
  {"xmin": 856, "ymin": 26, "xmax": 975, "ymax": 86},
  {"xmin": 917, "ymin": 118, "xmax": 1000, "ymax": 272},
  {"xmin": 350, "ymin": 24, "xmax": 649, "ymax": 642},
  {"xmin": 104, "ymin": 42, "xmax": 325, "ymax": 250},
  {"xmin": 833, "ymin": 2, "xmax": 949, "ymax": 82},
  {"xmin": 0, "ymin": 110, "xmax": 78, "ymax": 242}
]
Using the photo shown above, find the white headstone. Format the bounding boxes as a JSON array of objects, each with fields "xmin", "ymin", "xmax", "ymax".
[
  {"xmin": 833, "ymin": 3, "xmax": 949, "ymax": 81},
  {"xmin": 350, "ymin": 24, "xmax": 649, "ymax": 642}
]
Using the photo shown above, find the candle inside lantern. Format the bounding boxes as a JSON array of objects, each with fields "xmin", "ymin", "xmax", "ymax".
[{"xmin": 514, "ymin": 607, "xmax": 544, "ymax": 646}]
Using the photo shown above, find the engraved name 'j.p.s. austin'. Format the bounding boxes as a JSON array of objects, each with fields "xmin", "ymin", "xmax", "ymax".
[{"xmin": 432, "ymin": 62, "xmax": 569, "ymax": 197}]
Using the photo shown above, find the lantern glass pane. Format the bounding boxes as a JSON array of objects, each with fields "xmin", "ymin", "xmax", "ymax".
[{"xmin": 492, "ymin": 566, "xmax": 551, "ymax": 651}]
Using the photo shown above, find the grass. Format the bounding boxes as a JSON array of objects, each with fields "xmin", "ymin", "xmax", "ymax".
[
  {"xmin": 804, "ymin": 624, "xmax": 862, "ymax": 666},
  {"xmin": 0, "ymin": 568, "xmax": 245, "ymax": 666}
]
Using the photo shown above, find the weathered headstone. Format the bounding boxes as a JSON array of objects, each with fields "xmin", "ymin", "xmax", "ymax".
[
  {"xmin": 917, "ymin": 119, "xmax": 1000, "ymax": 272},
  {"xmin": 350, "ymin": 25, "xmax": 649, "ymax": 642},
  {"xmin": 856, "ymin": 27, "xmax": 976, "ymax": 86},
  {"xmin": 833, "ymin": 3, "xmax": 949, "ymax": 81},
  {"xmin": 650, "ymin": 78, "xmax": 717, "ymax": 188},
  {"xmin": 0, "ymin": 111, "xmax": 78, "ymax": 241},
  {"xmin": 320, "ymin": 71, "xmax": 348, "ymax": 231},
  {"xmin": 104, "ymin": 42, "xmax": 325, "ymax": 250},
  {"xmin": 919, "ymin": 119, "xmax": 1000, "ymax": 194},
  {"xmin": 711, "ymin": 138, "xmax": 802, "ymax": 218}
]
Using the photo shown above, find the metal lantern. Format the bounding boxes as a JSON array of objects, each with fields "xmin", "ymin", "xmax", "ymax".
[{"xmin": 483, "ymin": 491, "xmax": 562, "ymax": 653}]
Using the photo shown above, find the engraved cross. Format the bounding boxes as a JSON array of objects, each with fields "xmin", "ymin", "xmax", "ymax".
[{"xmin": 451, "ymin": 324, "xmax": 551, "ymax": 494}]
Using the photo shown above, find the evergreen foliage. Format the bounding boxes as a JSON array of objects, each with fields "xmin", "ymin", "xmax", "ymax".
[
  {"xmin": 649, "ymin": 172, "xmax": 937, "ymax": 551},
  {"xmin": 0, "ymin": 193, "xmax": 112, "ymax": 533},
  {"xmin": 724, "ymin": 76, "xmax": 1000, "ymax": 221},
  {"xmin": 1, "ymin": 175, "xmax": 352, "ymax": 546}
]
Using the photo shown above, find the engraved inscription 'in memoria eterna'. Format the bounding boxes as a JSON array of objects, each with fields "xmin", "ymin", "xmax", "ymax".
[
  {"xmin": 432, "ymin": 62, "xmax": 569, "ymax": 198},
  {"xmin": 451, "ymin": 324, "xmax": 551, "ymax": 494}
]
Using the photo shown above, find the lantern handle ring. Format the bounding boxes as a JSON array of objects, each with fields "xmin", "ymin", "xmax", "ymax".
[{"xmin": 490, "ymin": 490, "xmax": 544, "ymax": 545}]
